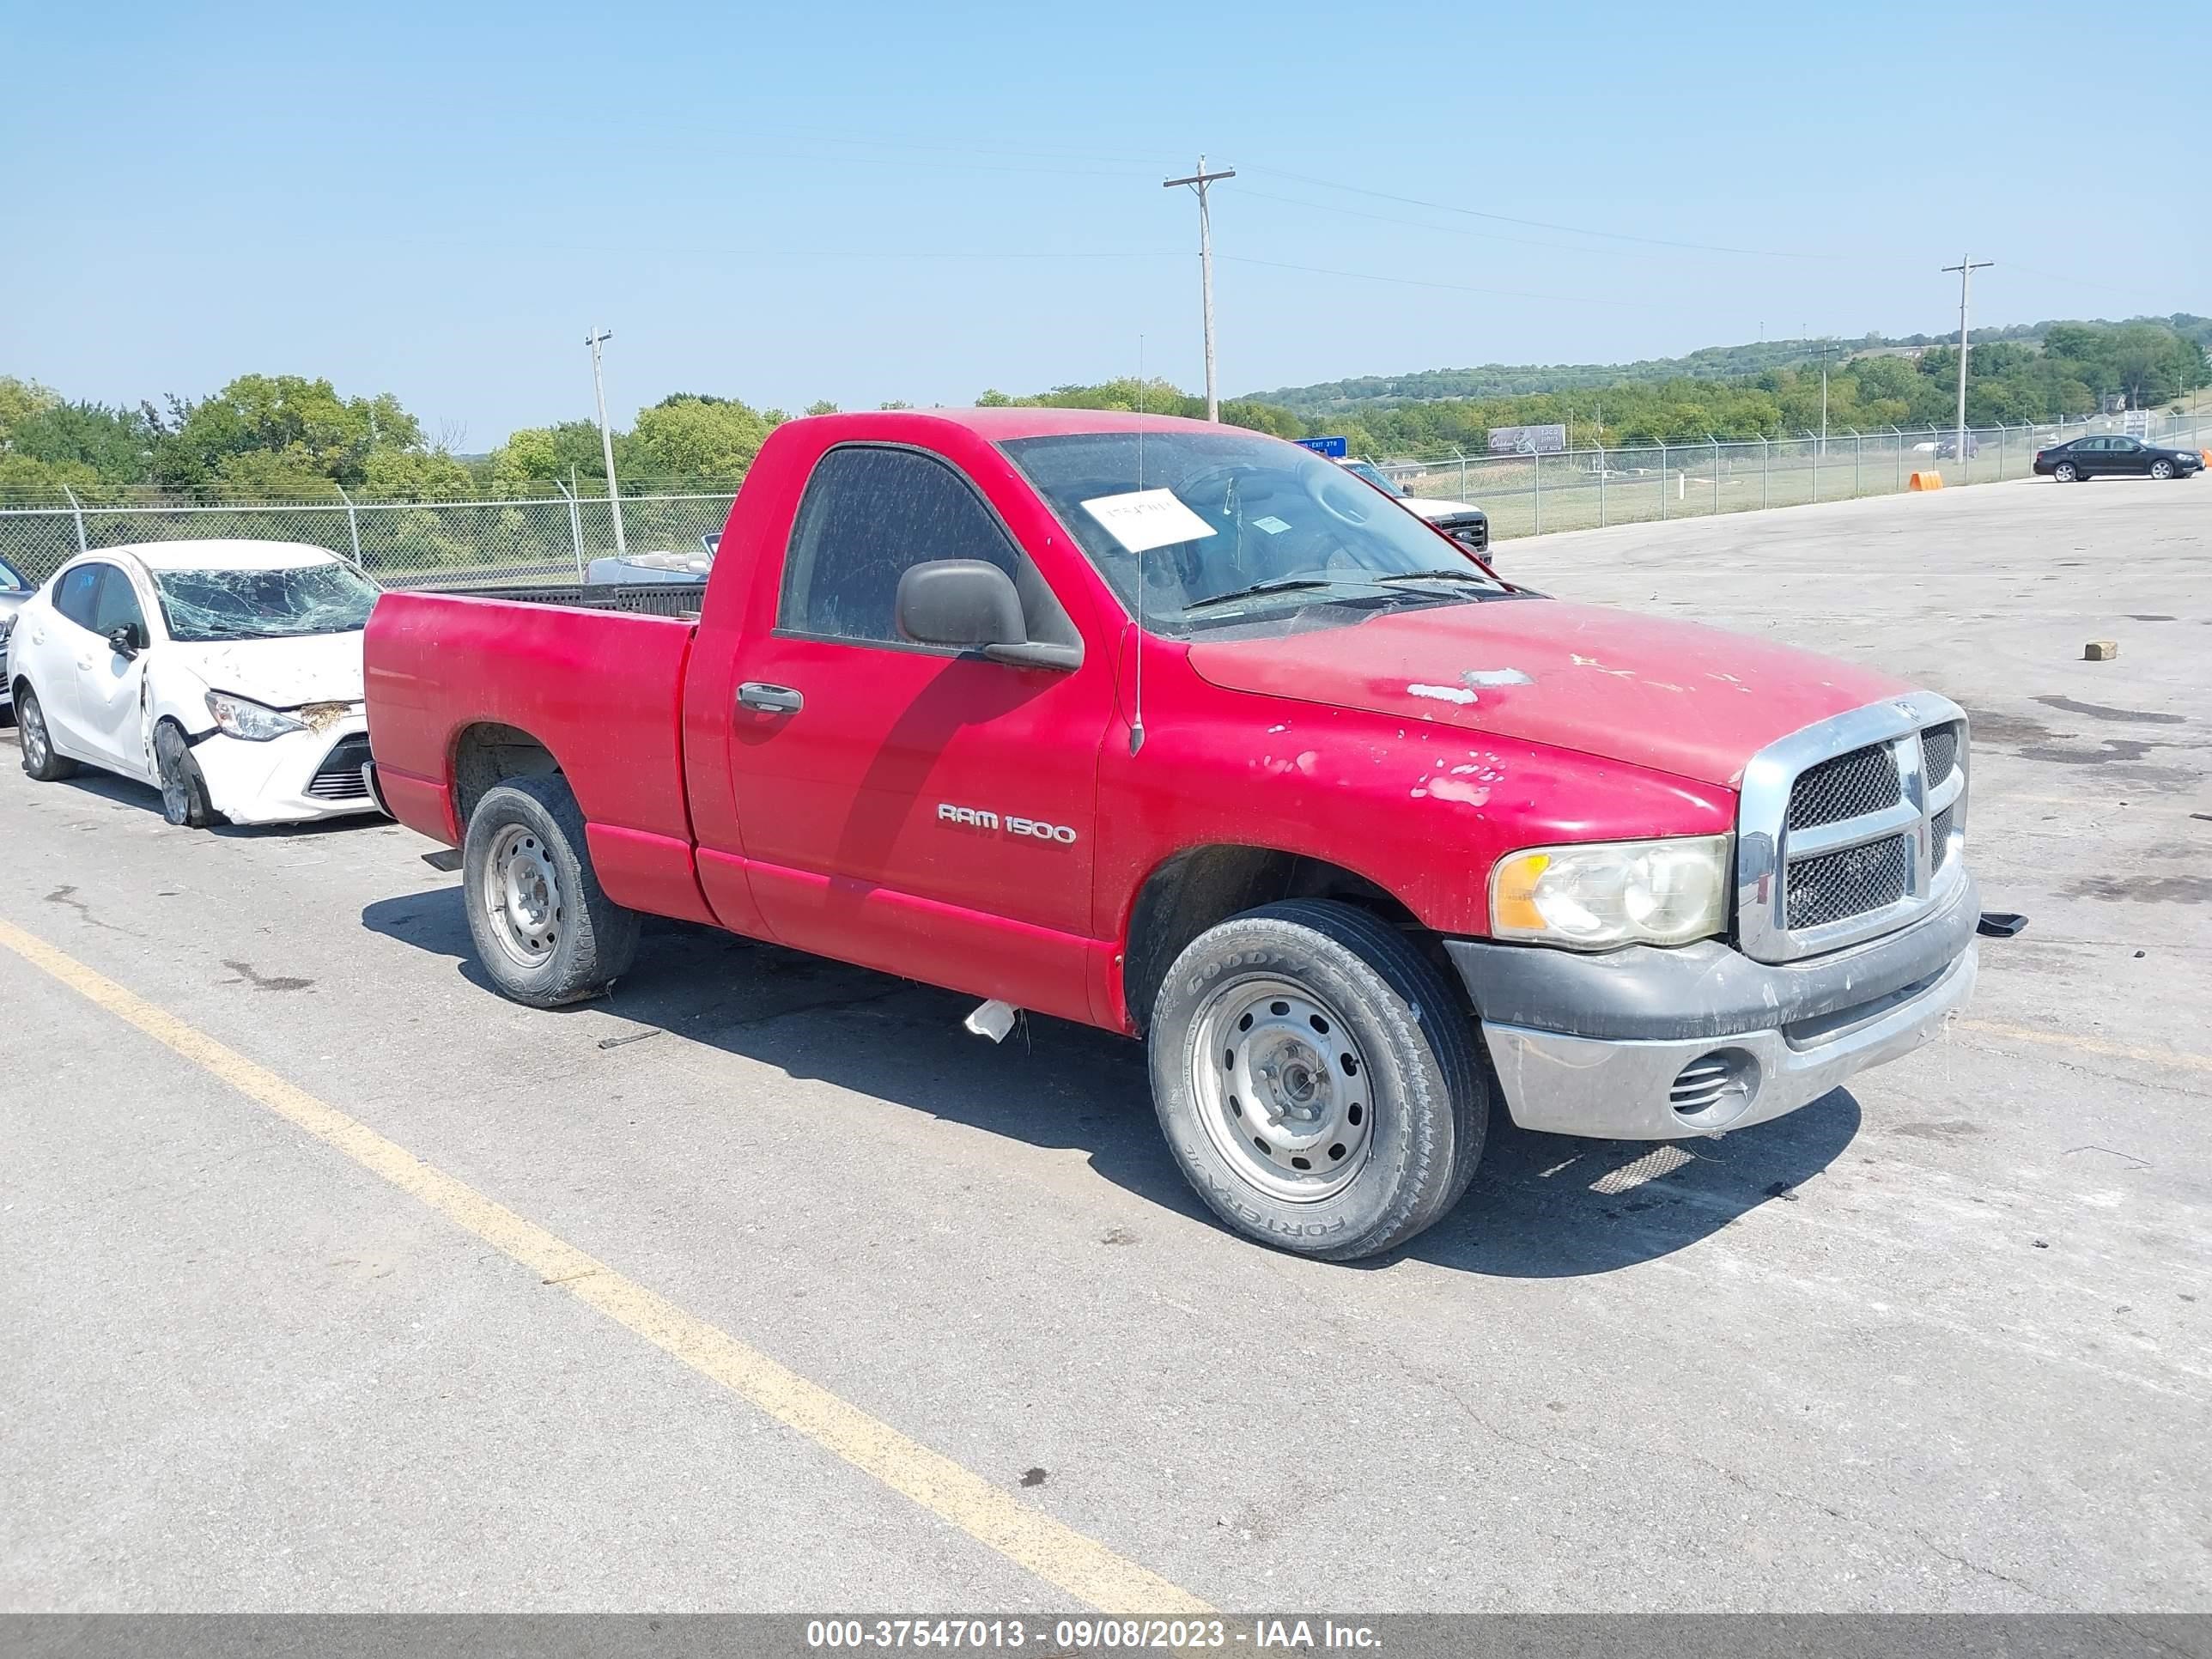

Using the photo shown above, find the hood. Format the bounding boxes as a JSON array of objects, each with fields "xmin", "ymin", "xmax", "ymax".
[
  {"xmin": 1401, "ymin": 495, "xmax": 1482, "ymax": 522},
  {"xmin": 1185, "ymin": 599, "xmax": 1913, "ymax": 789},
  {"xmin": 165, "ymin": 630, "xmax": 366, "ymax": 708}
]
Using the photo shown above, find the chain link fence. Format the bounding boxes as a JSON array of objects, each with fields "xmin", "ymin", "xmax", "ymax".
[
  {"xmin": 1388, "ymin": 409, "xmax": 2211, "ymax": 542},
  {"xmin": 0, "ymin": 487, "xmax": 741, "ymax": 589},
  {"xmin": 4, "ymin": 405, "xmax": 2207, "ymax": 584}
]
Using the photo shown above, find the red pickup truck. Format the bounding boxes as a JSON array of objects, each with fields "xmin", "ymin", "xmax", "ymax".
[{"xmin": 366, "ymin": 409, "xmax": 1978, "ymax": 1259}]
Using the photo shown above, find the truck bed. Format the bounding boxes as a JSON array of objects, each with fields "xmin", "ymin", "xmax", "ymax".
[
  {"xmin": 365, "ymin": 590, "xmax": 701, "ymax": 897},
  {"xmin": 404, "ymin": 580, "xmax": 708, "ymax": 621}
]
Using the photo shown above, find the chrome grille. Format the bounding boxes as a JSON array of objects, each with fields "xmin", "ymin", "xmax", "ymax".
[
  {"xmin": 1786, "ymin": 743, "xmax": 1901, "ymax": 830},
  {"xmin": 1787, "ymin": 835, "xmax": 1911, "ymax": 929},
  {"xmin": 1735, "ymin": 693, "xmax": 1971, "ymax": 963},
  {"xmin": 306, "ymin": 733, "xmax": 374, "ymax": 801},
  {"xmin": 1922, "ymin": 722, "xmax": 1960, "ymax": 785}
]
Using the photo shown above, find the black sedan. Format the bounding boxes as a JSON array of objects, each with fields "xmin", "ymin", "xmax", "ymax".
[{"xmin": 2033, "ymin": 434, "xmax": 2204, "ymax": 482}]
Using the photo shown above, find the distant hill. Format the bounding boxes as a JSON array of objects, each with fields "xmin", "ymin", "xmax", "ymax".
[{"xmin": 1253, "ymin": 314, "xmax": 2212, "ymax": 414}]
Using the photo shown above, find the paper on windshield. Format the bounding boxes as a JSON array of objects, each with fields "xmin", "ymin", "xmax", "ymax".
[{"xmin": 1079, "ymin": 489, "xmax": 1218, "ymax": 555}]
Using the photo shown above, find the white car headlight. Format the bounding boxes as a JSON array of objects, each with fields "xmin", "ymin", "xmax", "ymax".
[
  {"xmin": 1490, "ymin": 834, "xmax": 1732, "ymax": 949},
  {"xmin": 205, "ymin": 690, "xmax": 310, "ymax": 742}
]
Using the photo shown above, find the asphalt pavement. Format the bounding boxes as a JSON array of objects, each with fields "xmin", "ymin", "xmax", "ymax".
[{"xmin": 3, "ymin": 475, "xmax": 2208, "ymax": 1613}]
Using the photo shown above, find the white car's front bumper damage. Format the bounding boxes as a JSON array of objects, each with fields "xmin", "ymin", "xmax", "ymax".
[{"xmin": 190, "ymin": 715, "xmax": 379, "ymax": 826}]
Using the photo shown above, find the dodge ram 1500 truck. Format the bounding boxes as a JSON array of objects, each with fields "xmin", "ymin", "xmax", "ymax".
[{"xmin": 365, "ymin": 408, "xmax": 1978, "ymax": 1260}]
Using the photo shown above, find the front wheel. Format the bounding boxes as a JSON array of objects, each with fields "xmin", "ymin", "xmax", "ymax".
[
  {"xmin": 461, "ymin": 775, "xmax": 641, "ymax": 1007},
  {"xmin": 2052, "ymin": 462, "xmax": 2078, "ymax": 483},
  {"xmin": 15, "ymin": 685, "xmax": 78, "ymax": 781},
  {"xmin": 154, "ymin": 720, "xmax": 220, "ymax": 828},
  {"xmin": 1148, "ymin": 899, "xmax": 1488, "ymax": 1261},
  {"xmin": 2150, "ymin": 459, "xmax": 2174, "ymax": 480}
]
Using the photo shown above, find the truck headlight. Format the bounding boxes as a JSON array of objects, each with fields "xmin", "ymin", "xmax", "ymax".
[
  {"xmin": 205, "ymin": 690, "xmax": 310, "ymax": 742},
  {"xmin": 1490, "ymin": 834, "xmax": 1732, "ymax": 949}
]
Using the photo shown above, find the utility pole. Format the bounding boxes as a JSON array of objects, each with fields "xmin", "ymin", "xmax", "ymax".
[
  {"xmin": 586, "ymin": 326, "xmax": 627, "ymax": 558},
  {"xmin": 1942, "ymin": 258, "xmax": 1993, "ymax": 472},
  {"xmin": 1164, "ymin": 156, "xmax": 1235, "ymax": 422},
  {"xmin": 1806, "ymin": 339, "xmax": 1838, "ymax": 459}
]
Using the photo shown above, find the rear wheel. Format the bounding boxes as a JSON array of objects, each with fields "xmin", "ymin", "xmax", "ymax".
[
  {"xmin": 461, "ymin": 775, "xmax": 641, "ymax": 1007},
  {"xmin": 2052, "ymin": 461, "xmax": 2078, "ymax": 483},
  {"xmin": 15, "ymin": 685, "xmax": 78, "ymax": 781},
  {"xmin": 2150, "ymin": 459, "xmax": 2174, "ymax": 480},
  {"xmin": 154, "ymin": 720, "xmax": 220, "ymax": 828},
  {"xmin": 1148, "ymin": 899, "xmax": 1487, "ymax": 1261}
]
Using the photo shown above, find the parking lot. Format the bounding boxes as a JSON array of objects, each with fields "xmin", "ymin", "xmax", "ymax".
[{"xmin": 3, "ymin": 475, "xmax": 2209, "ymax": 1613}]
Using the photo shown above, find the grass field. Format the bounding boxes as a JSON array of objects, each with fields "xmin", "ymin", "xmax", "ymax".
[{"xmin": 1406, "ymin": 430, "xmax": 2061, "ymax": 541}]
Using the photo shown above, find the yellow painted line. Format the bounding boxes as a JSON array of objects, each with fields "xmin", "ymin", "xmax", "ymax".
[
  {"xmin": 1957, "ymin": 1018, "xmax": 2212, "ymax": 1076},
  {"xmin": 0, "ymin": 915, "xmax": 1210, "ymax": 1615}
]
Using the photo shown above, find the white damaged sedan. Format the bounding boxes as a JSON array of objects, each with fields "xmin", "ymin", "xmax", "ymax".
[{"xmin": 9, "ymin": 540, "xmax": 381, "ymax": 828}]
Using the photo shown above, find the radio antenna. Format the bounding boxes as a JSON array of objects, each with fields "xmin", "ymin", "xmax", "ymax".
[{"xmin": 1130, "ymin": 334, "xmax": 1147, "ymax": 756}]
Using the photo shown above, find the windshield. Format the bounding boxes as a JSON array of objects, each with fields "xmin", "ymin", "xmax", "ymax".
[
  {"xmin": 0, "ymin": 553, "xmax": 26, "ymax": 592},
  {"xmin": 155, "ymin": 562, "xmax": 380, "ymax": 643},
  {"xmin": 1001, "ymin": 430, "xmax": 1506, "ymax": 636},
  {"xmin": 1340, "ymin": 459, "xmax": 1406, "ymax": 497}
]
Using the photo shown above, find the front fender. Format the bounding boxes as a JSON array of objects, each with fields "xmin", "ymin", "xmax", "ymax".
[{"xmin": 1094, "ymin": 653, "xmax": 1741, "ymax": 945}]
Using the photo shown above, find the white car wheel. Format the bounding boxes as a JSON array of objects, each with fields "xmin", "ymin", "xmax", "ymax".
[{"xmin": 15, "ymin": 685, "xmax": 79, "ymax": 782}]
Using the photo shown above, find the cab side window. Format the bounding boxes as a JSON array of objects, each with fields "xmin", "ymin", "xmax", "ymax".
[
  {"xmin": 89, "ymin": 567, "xmax": 147, "ymax": 641},
  {"xmin": 53, "ymin": 565, "xmax": 104, "ymax": 631},
  {"xmin": 778, "ymin": 446, "xmax": 1075, "ymax": 649}
]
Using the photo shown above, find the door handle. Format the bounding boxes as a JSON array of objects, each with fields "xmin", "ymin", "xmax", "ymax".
[{"xmin": 738, "ymin": 682, "xmax": 804, "ymax": 715}]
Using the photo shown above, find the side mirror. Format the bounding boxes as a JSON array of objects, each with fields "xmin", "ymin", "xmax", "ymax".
[
  {"xmin": 895, "ymin": 560, "xmax": 1080, "ymax": 670},
  {"xmin": 106, "ymin": 623, "xmax": 143, "ymax": 659}
]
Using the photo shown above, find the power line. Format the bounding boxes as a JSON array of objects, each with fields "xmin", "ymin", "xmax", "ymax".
[
  {"xmin": 1219, "ymin": 254, "xmax": 1655, "ymax": 309},
  {"xmin": 1242, "ymin": 164, "xmax": 1836, "ymax": 260},
  {"xmin": 1231, "ymin": 182, "xmax": 1668, "ymax": 260}
]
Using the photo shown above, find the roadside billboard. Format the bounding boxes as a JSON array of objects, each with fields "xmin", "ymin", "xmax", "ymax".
[{"xmin": 1486, "ymin": 423, "xmax": 1566, "ymax": 454}]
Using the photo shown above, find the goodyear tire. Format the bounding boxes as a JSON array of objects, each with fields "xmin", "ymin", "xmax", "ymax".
[
  {"xmin": 461, "ymin": 775, "xmax": 641, "ymax": 1008},
  {"xmin": 1148, "ymin": 899, "xmax": 1487, "ymax": 1261}
]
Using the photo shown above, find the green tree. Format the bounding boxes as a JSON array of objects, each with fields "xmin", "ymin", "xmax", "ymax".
[
  {"xmin": 9, "ymin": 400, "xmax": 155, "ymax": 482},
  {"xmin": 362, "ymin": 447, "xmax": 474, "ymax": 501},
  {"xmin": 214, "ymin": 446, "xmax": 343, "ymax": 500},
  {"xmin": 486, "ymin": 421, "xmax": 625, "ymax": 491},
  {"xmin": 629, "ymin": 395, "xmax": 774, "ymax": 480},
  {"xmin": 0, "ymin": 375, "xmax": 62, "ymax": 445}
]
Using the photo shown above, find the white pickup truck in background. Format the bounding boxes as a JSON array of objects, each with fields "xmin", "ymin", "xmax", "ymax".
[{"xmin": 1336, "ymin": 457, "xmax": 1491, "ymax": 555}]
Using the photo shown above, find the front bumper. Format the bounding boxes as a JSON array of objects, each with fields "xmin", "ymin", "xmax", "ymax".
[
  {"xmin": 191, "ymin": 718, "xmax": 379, "ymax": 826},
  {"xmin": 1447, "ymin": 875, "xmax": 1979, "ymax": 1139}
]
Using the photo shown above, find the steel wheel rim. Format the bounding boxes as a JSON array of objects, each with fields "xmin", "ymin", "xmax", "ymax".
[
  {"xmin": 483, "ymin": 822, "xmax": 563, "ymax": 969},
  {"xmin": 1191, "ymin": 975, "xmax": 1375, "ymax": 1203}
]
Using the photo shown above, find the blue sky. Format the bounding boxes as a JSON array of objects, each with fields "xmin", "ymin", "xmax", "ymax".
[{"xmin": 5, "ymin": 0, "xmax": 2200, "ymax": 447}]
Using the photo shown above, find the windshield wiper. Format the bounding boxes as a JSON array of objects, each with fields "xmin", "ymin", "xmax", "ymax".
[
  {"xmin": 1376, "ymin": 568, "xmax": 1498, "ymax": 586},
  {"xmin": 1182, "ymin": 577, "xmax": 1373, "ymax": 613}
]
